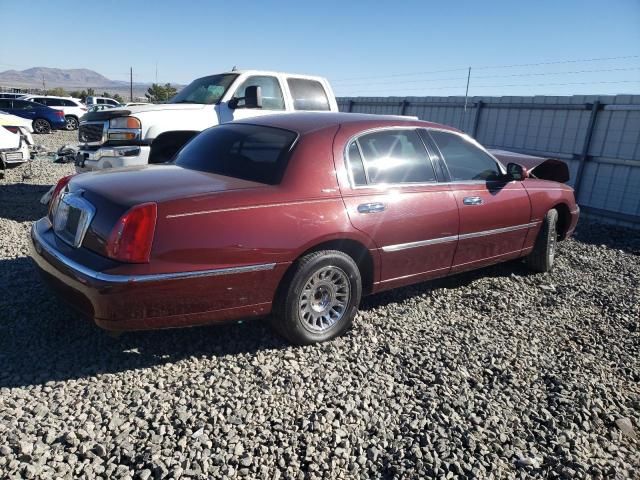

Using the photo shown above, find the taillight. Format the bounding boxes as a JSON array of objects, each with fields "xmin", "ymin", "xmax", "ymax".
[
  {"xmin": 106, "ymin": 203, "xmax": 157, "ymax": 263},
  {"xmin": 56, "ymin": 111, "xmax": 64, "ymax": 118},
  {"xmin": 2, "ymin": 126, "xmax": 19, "ymax": 134},
  {"xmin": 48, "ymin": 175, "xmax": 74, "ymax": 219}
]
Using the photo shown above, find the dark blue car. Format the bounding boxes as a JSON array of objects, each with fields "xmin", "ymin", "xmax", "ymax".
[{"xmin": 0, "ymin": 98, "xmax": 66, "ymax": 134}]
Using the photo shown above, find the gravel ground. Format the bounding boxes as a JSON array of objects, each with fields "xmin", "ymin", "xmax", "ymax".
[{"xmin": 0, "ymin": 135, "xmax": 638, "ymax": 479}]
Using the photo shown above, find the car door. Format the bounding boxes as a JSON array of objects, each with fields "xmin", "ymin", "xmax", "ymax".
[
  {"xmin": 425, "ymin": 129, "xmax": 532, "ymax": 273},
  {"xmin": 336, "ymin": 126, "xmax": 459, "ymax": 291},
  {"xmin": 219, "ymin": 75, "xmax": 287, "ymax": 123}
]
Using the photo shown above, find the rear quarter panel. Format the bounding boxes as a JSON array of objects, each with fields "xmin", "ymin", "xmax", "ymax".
[{"xmin": 108, "ymin": 127, "xmax": 378, "ymax": 304}]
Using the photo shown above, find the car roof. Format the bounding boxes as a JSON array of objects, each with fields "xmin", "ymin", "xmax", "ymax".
[{"xmin": 233, "ymin": 112, "xmax": 459, "ymax": 135}]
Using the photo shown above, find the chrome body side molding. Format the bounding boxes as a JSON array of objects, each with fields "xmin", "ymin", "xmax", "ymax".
[{"xmin": 381, "ymin": 221, "xmax": 540, "ymax": 253}]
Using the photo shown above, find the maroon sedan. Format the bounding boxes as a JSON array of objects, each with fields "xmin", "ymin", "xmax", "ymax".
[{"xmin": 30, "ymin": 113, "xmax": 579, "ymax": 344}]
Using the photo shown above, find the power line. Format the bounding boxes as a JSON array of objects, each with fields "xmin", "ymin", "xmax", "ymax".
[
  {"xmin": 338, "ymin": 79, "xmax": 640, "ymax": 94},
  {"xmin": 335, "ymin": 66, "xmax": 640, "ymax": 88},
  {"xmin": 332, "ymin": 54, "xmax": 640, "ymax": 83},
  {"xmin": 473, "ymin": 55, "xmax": 640, "ymax": 71}
]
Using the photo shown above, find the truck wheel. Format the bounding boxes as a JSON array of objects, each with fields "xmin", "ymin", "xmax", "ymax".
[
  {"xmin": 272, "ymin": 250, "xmax": 362, "ymax": 345},
  {"xmin": 33, "ymin": 119, "xmax": 51, "ymax": 134},
  {"xmin": 525, "ymin": 209, "xmax": 558, "ymax": 273},
  {"xmin": 65, "ymin": 116, "xmax": 79, "ymax": 130}
]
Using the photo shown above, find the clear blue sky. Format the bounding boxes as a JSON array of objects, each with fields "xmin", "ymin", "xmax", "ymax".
[{"xmin": 2, "ymin": 0, "xmax": 639, "ymax": 97}]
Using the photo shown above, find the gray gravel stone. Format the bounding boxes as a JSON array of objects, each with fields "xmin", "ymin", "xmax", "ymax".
[{"xmin": 0, "ymin": 132, "xmax": 638, "ymax": 479}]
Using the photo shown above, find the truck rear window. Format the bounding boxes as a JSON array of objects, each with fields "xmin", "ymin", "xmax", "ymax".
[{"xmin": 174, "ymin": 124, "xmax": 298, "ymax": 185}]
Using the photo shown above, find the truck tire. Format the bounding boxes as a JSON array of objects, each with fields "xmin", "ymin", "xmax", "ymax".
[
  {"xmin": 525, "ymin": 209, "xmax": 558, "ymax": 273},
  {"xmin": 272, "ymin": 250, "xmax": 362, "ymax": 345}
]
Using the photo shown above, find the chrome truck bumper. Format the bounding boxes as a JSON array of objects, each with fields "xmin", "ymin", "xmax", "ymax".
[{"xmin": 75, "ymin": 145, "xmax": 151, "ymax": 172}]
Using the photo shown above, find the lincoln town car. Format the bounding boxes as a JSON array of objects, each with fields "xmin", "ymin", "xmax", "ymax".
[{"xmin": 30, "ymin": 113, "xmax": 579, "ymax": 344}]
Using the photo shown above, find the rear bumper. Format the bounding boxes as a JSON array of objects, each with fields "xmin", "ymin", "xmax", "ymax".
[{"xmin": 29, "ymin": 218, "xmax": 284, "ymax": 331}]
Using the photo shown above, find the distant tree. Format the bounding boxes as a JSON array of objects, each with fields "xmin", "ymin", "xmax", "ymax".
[
  {"xmin": 112, "ymin": 93, "xmax": 124, "ymax": 103},
  {"xmin": 46, "ymin": 87, "xmax": 68, "ymax": 97},
  {"xmin": 86, "ymin": 87, "xmax": 95, "ymax": 97},
  {"xmin": 145, "ymin": 83, "xmax": 177, "ymax": 103},
  {"xmin": 69, "ymin": 90, "xmax": 83, "ymax": 99}
]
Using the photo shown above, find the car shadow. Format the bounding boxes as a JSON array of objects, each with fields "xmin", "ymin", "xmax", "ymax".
[
  {"xmin": 1, "ymin": 254, "xmax": 531, "ymax": 389},
  {"xmin": 0, "ymin": 182, "xmax": 52, "ymax": 222}
]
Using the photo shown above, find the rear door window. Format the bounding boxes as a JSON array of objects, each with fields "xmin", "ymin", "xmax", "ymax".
[
  {"xmin": 174, "ymin": 124, "xmax": 297, "ymax": 185},
  {"xmin": 348, "ymin": 129, "xmax": 436, "ymax": 185},
  {"xmin": 0, "ymin": 99, "xmax": 12, "ymax": 109},
  {"xmin": 13, "ymin": 100, "xmax": 34, "ymax": 110},
  {"xmin": 287, "ymin": 78, "xmax": 330, "ymax": 111}
]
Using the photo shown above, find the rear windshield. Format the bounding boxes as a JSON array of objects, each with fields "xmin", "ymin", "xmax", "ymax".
[{"xmin": 174, "ymin": 124, "xmax": 298, "ymax": 185}]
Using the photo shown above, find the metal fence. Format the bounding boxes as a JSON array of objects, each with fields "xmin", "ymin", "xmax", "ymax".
[{"xmin": 337, "ymin": 95, "xmax": 640, "ymax": 228}]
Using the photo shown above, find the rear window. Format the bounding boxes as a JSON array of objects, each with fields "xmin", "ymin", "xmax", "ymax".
[
  {"xmin": 174, "ymin": 124, "xmax": 298, "ymax": 185},
  {"xmin": 287, "ymin": 78, "xmax": 330, "ymax": 111}
]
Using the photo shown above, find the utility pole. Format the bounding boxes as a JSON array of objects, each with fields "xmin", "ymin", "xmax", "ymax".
[
  {"xmin": 42, "ymin": 74, "xmax": 46, "ymax": 93},
  {"xmin": 130, "ymin": 67, "xmax": 133, "ymax": 102},
  {"xmin": 463, "ymin": 67, "xmax": 471, "ymax": 112},
  {"xmin": 155, "ymin": 61, "xmax": 158, "ymax": 84}
]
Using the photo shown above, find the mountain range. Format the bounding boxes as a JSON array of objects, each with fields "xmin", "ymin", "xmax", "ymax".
[{"xmin": 0, "ymin": 67, "xmax": 135, "ymax": 89}]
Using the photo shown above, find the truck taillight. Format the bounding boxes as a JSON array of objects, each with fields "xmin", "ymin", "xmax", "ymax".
[
  {"xmin": 48, "ymin": 175, "xmax": 74, "ymax": 219},
  {"xmin": 106, "ymin": 203, "xmax": 157, "ymax": 263}
]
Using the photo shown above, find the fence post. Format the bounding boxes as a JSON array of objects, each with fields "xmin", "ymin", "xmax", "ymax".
[
  {"xmin": 348, "ymin": 100, "xmax": 354, "ymax": 112},
  {"xmin": 471, "ymin": 101, "xmax": 483, "ymax": 138},
  {"xmin": 573, "ymin": 101, "xmax": 601, "ymax": 197},
  {"xmin": 400, "ymin": 99, "xmax": 408, "ymax": 116}
]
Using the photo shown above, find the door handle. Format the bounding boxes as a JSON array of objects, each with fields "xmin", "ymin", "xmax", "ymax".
[
  {"xmin": 463, "ymin": 196, "xmax": 483, "ymax": 206},
  {"xmin": 357, "ymin": 202, "xmax": 385, "ymax": 214}
]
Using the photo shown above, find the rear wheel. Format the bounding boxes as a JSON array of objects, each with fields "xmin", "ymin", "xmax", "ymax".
[
  {"xmin": 525, "ymin": 209, "xmax": 558, "ymax": 273},
  {"xmin": 33, "ymin": 119, "xmax": 51, "ymax": 134},
  {"xmin": 64, "ymin": 116, "xmax": 79, "ymax": 130},
  {"xmin": 272, "ymin": 250, "xmax": 362, "ymax": 345}
]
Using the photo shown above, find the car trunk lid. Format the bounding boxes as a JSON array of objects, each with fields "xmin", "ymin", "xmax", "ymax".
[{"xmin": 63, "ymin": 165, "xmax": 268, "ymax": 258}]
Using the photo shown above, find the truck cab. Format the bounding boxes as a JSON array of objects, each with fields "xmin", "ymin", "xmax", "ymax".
[{"xmin": 75, "ymin": 70, "xmax": 338, "ymax": 172}]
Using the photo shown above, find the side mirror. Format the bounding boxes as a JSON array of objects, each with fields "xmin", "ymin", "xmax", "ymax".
[
  {"xmin": 506, "ymin": 162, "xmax": 527, "ymax": 181},
  {"xmin": 228, "ymin": 85, "xmax": 263, "ymax": 110}
]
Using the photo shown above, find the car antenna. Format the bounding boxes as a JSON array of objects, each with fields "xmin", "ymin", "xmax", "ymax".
[{"xmin": 231, "ymin": 65, "xmax": 237, "ymax": 71}]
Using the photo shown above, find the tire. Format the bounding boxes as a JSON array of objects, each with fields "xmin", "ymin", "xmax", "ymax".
[
  {"xmin": 272, "ymin": 250, "xmax": 362, "ymax": 345},
  {"xmin": 525, "ymin": 209, "xmax": 558, "ymax": 273},
  {"xmin": 33, "ymin": 119, "xmax": 51, "ymax": 134},
  {"xmin": 64, "ymin": 116, "xmax": 79, "ymax": 130}
]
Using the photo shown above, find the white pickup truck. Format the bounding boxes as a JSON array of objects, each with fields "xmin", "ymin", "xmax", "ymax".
[{"xmin": 75, "ymin": 70, "xmax": 338, "ymax": 172}]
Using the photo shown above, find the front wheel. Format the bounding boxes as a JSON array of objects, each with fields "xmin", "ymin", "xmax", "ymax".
[
  {"xmin": 64, "ymin": 116, "xmax": 79, "ymax": 130},
  {"xmin": 33, "ymin": 119, "xmax": 51, "ymax": 134},
  {"xmin": 272, "ymin": 250, "xmax": 362, "ymax": 345},
  {"xmin": 525, "ymin": 209, "xmax": 558, "ymax": 273}
]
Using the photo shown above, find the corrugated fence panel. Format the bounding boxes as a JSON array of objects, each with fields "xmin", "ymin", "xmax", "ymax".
[{"xmin": 338, "ymin": 94, "xmax": 640, "ymax": 227}]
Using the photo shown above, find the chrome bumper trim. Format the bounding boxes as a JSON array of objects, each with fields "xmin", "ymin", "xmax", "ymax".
[
  {"xmin": 382, "ymin": 221, "xmax": 540, "ymax": 253},
  {"xmin": 78, "ymin": 146, "xmax": 142, "ymax": 162},
  {"xmin": 31, "ymin": 225, "xmax": 276, "ymax": 284}
]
